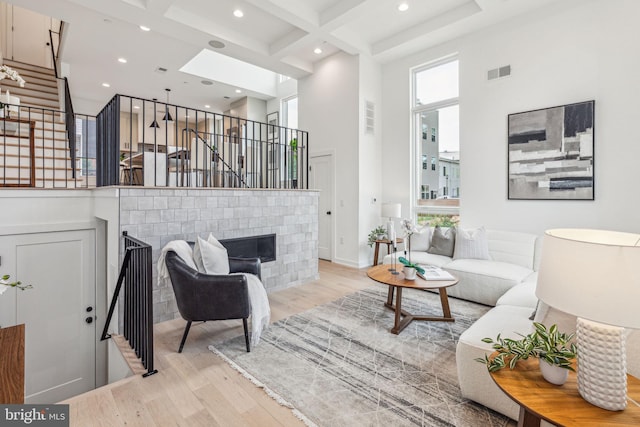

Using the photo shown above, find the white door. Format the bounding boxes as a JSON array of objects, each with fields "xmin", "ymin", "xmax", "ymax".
[
  {"xmin": 9, "ymin": 5, "xmax": 54, "ymax": 68},
  {"xmin": 310, "ymin": 154, "xmax": 333, "ymax": 260},
  {"xmin": 0, "ymin": 230, "xmax": 96, "ymax": 403}
]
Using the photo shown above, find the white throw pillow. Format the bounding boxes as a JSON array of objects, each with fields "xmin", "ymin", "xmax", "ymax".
[
  {"xmin": 453, "ymin": 226, "xmax": 491, "ymax": 260},
  {"xmin": 193, "ymin": 235, "xmax": 230, "ymax": 274},
  {"xmin": 409, "ymin": 226, "xmax": 431, "ymax": 251}
]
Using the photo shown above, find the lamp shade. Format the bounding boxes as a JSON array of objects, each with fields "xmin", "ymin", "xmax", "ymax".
[
  {"xmin": 536, "ymin": 228, "xmax": 640, "ymax": 329},
  {"xmin": 381, "ymin": 203, "xmax": 401, "ymax": 219}
]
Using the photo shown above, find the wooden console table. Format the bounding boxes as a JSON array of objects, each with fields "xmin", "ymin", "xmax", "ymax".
[
  {"xmin": 372, "ymin": 238, "xmax": 403, "ymax": 265},
  {"xmin": 0, "ymin": 324, "xmax": 25, "ymax": 404},
  {"xmin": 490, "ymin": 356, "xmax": 640, "ymax": 426}
]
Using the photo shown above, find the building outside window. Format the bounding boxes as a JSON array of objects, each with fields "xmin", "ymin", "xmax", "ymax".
[{"xmin": 412, "ymin": 56, "xmax": 459, "ymax": 226}]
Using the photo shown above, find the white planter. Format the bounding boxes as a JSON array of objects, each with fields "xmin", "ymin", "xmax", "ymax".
[
  {"xmin": 539, "ymin": 359, "xmax": 569, "ymax": 385},
  {"xmin": 403, "ymin": 266, "xmax": 417, "ymax": 280}
]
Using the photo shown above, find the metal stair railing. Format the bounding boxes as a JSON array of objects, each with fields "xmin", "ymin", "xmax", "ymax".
[
  {"xmin": 181, "ymin": 128, "xmax": 248, "ymax": 188},
  {"xmin": 101, "ymin": 232, "xmax": 158, "ymax": 377}
]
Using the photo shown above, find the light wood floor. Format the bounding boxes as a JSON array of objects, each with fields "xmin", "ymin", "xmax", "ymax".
[{"xmin": 64, "ymin": 260, "xmax": 371, "ymax": 427}]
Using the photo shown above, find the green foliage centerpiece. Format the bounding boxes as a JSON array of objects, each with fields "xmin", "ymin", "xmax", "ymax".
[{"xmin": 475, "ymin": 322, "xmax": 577, "ymax": 385}]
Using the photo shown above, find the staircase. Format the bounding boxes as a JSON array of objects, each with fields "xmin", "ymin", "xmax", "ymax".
[{"xmin": 1, "ymin": 58, "xmax": 83, "ymax": 188}]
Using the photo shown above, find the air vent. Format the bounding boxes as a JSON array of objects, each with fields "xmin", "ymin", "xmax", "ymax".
[
  {"xmin": 365, "ymin": 100, "xmax": 375, "ymax": 135},
  {"xmin": 155, "ymin": 67, "xmax": 168, "ymax": 74},
  {"xmin": 487, "ymin": 65, "xmax": 511, "ymax": 80}
]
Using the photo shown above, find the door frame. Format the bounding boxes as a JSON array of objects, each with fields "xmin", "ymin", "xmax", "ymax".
[{"xmin": 310, "ymin": 150, "xmax": 335, "ymax": 262}]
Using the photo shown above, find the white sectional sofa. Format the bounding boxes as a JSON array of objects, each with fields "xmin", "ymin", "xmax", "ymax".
[
  {"xmin": 383, "ymin": 227, "xmax": 640, "ymax": 422},
  {"xmin": 382, "ymin": 228, "xmax": 541, "ymax": 306}
]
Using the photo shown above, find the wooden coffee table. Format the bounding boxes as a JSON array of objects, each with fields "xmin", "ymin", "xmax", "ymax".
[{"xmin": 366, "ymin": 264, "xmax": 458, "ymax": 334}]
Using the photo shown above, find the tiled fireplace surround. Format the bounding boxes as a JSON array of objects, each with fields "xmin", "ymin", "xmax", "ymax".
[{"xmin": 118, "ymin": 188, "xmax": 319, "ymax": 323}]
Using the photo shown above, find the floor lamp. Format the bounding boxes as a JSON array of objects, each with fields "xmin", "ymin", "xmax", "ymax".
[
  {"xmin": 536, "ymin": 228, "xmax": 640, "ymax": 411},
  {"xmin": 381, "ymin": 203, "xmax": 401, "ymax": 274}
]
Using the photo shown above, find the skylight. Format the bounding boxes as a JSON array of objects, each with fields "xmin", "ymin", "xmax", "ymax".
[{"xmin": 180, "ymin": 49, "xmax": 278, "ymax": 97}]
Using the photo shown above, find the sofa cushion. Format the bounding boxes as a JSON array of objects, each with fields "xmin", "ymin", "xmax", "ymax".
[
  {"xmin": 454, "ymin": 226, "xmax": 491, "ymax": 260},
  {"xmin": 409, "ymin": 227, "xmax": 431, "ymax": 251},
  {"xmin": 456, "ymin": 305, "xmax": 535, "ymax": 420},
  {"xmin": 496, "ymin": 272, "xmax": 538, "ymax": 309},
  {"xmin": 396, "ymin": 251, "xmax": 452, "ymax": 267},
  {"xmin": 427, "ymin": 226, "xmax": 456, "ymax": 257},
  {"xmin": 444, "ymin": 259, "xmax": 533, "ymax": 306},
  {"xmin": 486, "ymin": 229, "xmax": 539, "ymax": 270}
]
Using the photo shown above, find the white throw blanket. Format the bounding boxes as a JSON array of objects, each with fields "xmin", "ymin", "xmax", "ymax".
[{"xmin": 157, "ymin": 240, "xmax": 270, "ymax": 346}]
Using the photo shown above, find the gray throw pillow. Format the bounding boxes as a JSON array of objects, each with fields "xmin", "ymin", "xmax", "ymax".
[{"xmin": 427, "ymin": 226, "xmax": 456, "ymax": 257}]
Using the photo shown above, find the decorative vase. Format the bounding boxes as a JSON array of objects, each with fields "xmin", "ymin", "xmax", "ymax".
[
  {"xmin": 403, "ymin": 266, "xmax": 417, "ymax": 280},
  {"xmin": 539, "ymin": 359, "xmax": 568, "ymax": 385}
]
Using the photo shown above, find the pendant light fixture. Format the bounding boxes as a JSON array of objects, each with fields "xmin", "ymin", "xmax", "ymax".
[
  {"xmin": 163, "ymin": 88, "xmax": 173, "ymax": 122},
  {"xmin": 150, "ymin": 98, "xmax": 160, "ymax": 128}
]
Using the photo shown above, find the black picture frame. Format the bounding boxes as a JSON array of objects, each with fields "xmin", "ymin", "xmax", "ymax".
[{"xmin": 507, "ymin": 100, "xmax": 595, "ymax": 200}]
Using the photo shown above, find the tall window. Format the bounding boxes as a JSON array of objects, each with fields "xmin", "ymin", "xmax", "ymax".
[
  {"xmin": 282, "ymin": 96, "xmax": 298, "ymax": 129},
  {"xmin": 412, "ymin": 57, "xmax": 459, "ymax": 225}
]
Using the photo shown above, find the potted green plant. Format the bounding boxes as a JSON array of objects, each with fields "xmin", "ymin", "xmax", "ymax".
[
  {"xmin": 289, "ymin": 138, "xmax": 298, "ymax": 188},
  {"xmin": 398, "ymin": 256, "xmax": 425, "ymax": 280},
  {"xmin": 475, "ymin": 322, "xmax": 577, "ymax": 385},
  {"xmin": 367, "ymin": 226, "xmax": 387, "ymax": 247}
]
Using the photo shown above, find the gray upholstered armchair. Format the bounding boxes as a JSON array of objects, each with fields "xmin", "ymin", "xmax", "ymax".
[{"xmin": 164, "ymin": 248, "xmax": 261, "ymax": 353}]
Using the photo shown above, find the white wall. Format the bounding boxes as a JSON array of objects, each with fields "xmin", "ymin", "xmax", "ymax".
[
  {"xmin": 266, "ymin": 77, "xmax": 298, "ymax": 121},
  {"xmin": 382, "ymin": 0, "xmax": 640, "ymax": 236},
  {"xmin": 299, "ymin": 52, "xmax": 361, "ymax": 266},
  {"xmin": 358, "ymin": 55, "xmax": 383, "ymax": 266}
]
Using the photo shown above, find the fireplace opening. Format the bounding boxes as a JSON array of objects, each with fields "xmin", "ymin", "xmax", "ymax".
[{"xmin": 219, "ymin": 234, "xmax": 276, "ymax": 263}]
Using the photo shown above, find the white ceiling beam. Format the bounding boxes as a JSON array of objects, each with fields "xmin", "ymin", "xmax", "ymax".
[
  {"xmin": 165, "ymin": 5, "xmax": 270, "ymax": 54},
  {"xmin": 280, "ymin": 55, "xmax": 313, "ymax": 74},
  {"xmin": 243, "ymin": 0, "xmax": 319, "ymax": 30},
  {"xmin": 269, "ymin": 28, "xmax": 309, "ymax": 57},
  {"xmin": 319, "ymin": 0, "xmax": 372, "ymax": 29},
  {"xmin": 372, "ymin": 1, "xmax": 481, "ymax": 55}
]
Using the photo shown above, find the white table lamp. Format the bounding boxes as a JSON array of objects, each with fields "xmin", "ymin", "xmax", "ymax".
[
  {"xmin": 536, "ymin": 228, "xmax": 640, "ymax": 411},
  {"xmin": 381, "ymin": 203, "xmax": 401, "ymax": 241}
]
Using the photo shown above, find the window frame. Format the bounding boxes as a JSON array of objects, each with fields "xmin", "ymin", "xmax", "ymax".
[{"xmin": 410, "ymin": 55, "xmax": 459, "ymax": 222}]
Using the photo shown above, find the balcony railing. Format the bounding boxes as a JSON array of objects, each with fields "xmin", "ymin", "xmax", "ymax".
[
  {"xmin": 97, "ymin": 94, "xmax": 309, "ymax": 189},
  {"xmin": 0, "ymin": 104, "xmax": 96, "ymax": 188}
]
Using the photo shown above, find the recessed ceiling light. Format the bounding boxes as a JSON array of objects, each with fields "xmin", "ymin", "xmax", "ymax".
[
  {"xmin": 139, "ymin": 25, "xmax": 151, "ymax": 31},
  {"xmin": 208, "ymin": 40, "xmax": 226, "ymax": 49},
  {"xmin": 398, "ymin": 2, "xmax": 409, "ymax": 12},
  {"xmin": 102, "ymin": 82, "xmax": 110, "ymax": 87},
  {"xmin": 233, "ymin": 9, "xmax": 244, "ymax": 18},
  {"xmin": 235, "ymin": 89, "xmax": 242, "ymax": 94},
  {"xmin": 118, "ymin": 57, "xmax": 127, "ymax": 63},
  {"xmin": 314, "ymin": 47, "xmax": 322, "ymax": 54},
  {"xmin": 134, "ymin": 105, "xmax": 140, "ymax": 109},
  {"xmin": 201, "ymin": 80, "xmax": 213, "ymax": 86},
  {"xmin": 205, "ymin": 105, "xmax": 211, "ymax": 109}
]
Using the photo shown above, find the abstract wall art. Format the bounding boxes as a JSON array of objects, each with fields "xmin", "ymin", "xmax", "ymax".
[{"xmin": 508, "ymin": 100, "xmax": 594, "ymax": 200}]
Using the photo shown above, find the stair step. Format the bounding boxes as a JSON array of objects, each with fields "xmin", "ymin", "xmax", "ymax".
[
  {"xmin": 3, "ymin": 95, "xmax": 60, "ymax": 110},
  {"xmin": 2, "ymin": 59, "xmax": 56, "ymax": 76},
  {"xmin": 3, "ymin": 86, "xmax": 60, "ymax": 102},
  {"xmin": 0, "ymin": 74, "xmax": 57, "ymax": 90}
]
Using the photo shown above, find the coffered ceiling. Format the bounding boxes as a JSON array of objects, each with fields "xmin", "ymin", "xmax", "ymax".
[{"xmin": 7, "ymin": 0, "xmax": 563, "ymax": 113}]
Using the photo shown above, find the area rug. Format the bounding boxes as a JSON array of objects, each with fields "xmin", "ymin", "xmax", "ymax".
[{"xmin": 209, "ymin": 284, "xmax": 512, "ymax": 427}]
